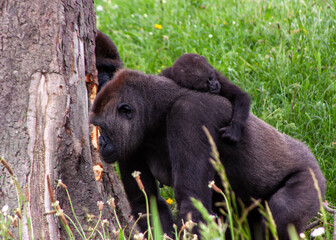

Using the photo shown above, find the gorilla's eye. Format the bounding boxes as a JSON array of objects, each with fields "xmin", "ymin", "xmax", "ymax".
[{"xmin": 117, "ymin": 103, "xmax": 133, "ymax": 120}]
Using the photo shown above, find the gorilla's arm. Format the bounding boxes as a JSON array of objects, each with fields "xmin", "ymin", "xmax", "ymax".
[
  {"xmin": 118, "ymin": 154, "xmax": 175, "ymax": 237},
  {"xmin": 166, "ymin": 99, "xmax": 217, "ymax": 233},
  {"xmin": 215, "ymin": 70, "xmax": 251, "ymax": 143}
]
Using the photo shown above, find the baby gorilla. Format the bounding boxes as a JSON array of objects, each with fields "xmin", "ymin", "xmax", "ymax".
[{"xmin": 161, "ymin": 53, "xmax": 250, "ymax": 143}]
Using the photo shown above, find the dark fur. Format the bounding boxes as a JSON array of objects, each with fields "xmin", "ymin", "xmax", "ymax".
[
  {"xmin": 90, "ymin": 69, "xmax": 325, "ymax": 240},
  {"xmin": 161, "ymin": 53, "xmax": 251, "ymax": 143},
  {"xmin": 95, "ymin": 30, "xmax": 124, "ymax": 157},
  {"xmin": 95, "ymin": 30, "xmax": 123, "ymax": 92}
]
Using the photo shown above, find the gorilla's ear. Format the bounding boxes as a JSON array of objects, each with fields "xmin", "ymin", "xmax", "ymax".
[{"xmin": 160, "ymin": 67, "xmax": 173, "ymax": 79}]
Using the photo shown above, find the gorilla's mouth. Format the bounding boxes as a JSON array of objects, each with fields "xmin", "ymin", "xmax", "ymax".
[
  {"xmin": 98, "ymin": 134, "xmax": 118, "ymax": 163},
  {"xmin": 99, "ymin": 148, "xmax": 118, "ymax": 163}
]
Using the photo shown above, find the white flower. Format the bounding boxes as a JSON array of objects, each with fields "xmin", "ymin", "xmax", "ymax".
[
  {"xmin": 102, "ymin": 219, "xmax": 109, "ymax": 225},
  {"xmin": 55, "ymin": 209, "xmax": 64, "ymax": 216},
  {"xmin": 144, "ymin": 14, "xmax": 148, "ymax": 18},
  {"xmin": 233, "ymin": 21, "xmax": 236, "ymax": 25},
  {"xmin": 310, "ymin": 227, "xmax": 325, "ymax": 237},
  {"xmin": 52, "ymin": 200, "xmax": 60, "ymax": 207},
  {"xmin": 149, "ymin": 32, "xmax": 153, "ymax": 35},
  {"xmin": 2, "ymin": 205, "xmax": 9, "ymax": 215},
  {"xmin": 96, "ymin": 5, "xmax": 103, "ymax": 12},
  {"xmin": 112, "ymin": 4, "xmax": 119, "ymax": 10},
  {"xmin": 209, "ymin": 34, "xmax": 213, "ymax": 38},
  {"xmin": 299, "ymin": 233, "xmax": 305, "ymax": 239},
  {"xmin": 134, "ymin": 232, "xmax": 144, "ymax": 240},
  {"xmin": 208, "ymin": 180, "xmax": 215, "ymax": 188},
  {"xmin": 131, "ymin": 14, "xmax": 135, "ymax": 18}
]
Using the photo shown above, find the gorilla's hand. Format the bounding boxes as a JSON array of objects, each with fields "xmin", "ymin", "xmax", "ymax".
[
  {"xmin": 219, "ymin": 122, "xmax": 242, "ymax": 143},
  {"xmin": 207, "ymin": 79, "xmax": 221, "ymax": 94}
]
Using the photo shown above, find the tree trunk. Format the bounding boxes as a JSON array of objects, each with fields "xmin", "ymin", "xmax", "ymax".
[{"xmin": 0, "ymin": 0, "xmax": 133, "ymax": 239}]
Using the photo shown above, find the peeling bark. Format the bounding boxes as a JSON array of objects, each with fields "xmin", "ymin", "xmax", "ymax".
[{"xmin": 0, "ymin": 0, "xmax": 133, "ymax": 238}]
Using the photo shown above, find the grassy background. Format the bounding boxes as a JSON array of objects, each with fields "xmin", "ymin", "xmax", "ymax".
[{"xmin": 95, "ymin": 0, "xmax": 336, "ymax": 203}]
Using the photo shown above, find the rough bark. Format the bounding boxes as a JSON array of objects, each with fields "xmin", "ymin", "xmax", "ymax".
[{"xmin": 0, "ymin": 0, "xmax": 133, "ymax": 239}]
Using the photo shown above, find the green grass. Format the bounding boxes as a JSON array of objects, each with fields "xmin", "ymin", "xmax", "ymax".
[{"xmin": 96, "ymin": 0, "xmax": 336, "ymax": 203}]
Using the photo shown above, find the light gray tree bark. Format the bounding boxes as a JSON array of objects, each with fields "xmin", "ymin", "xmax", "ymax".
[{"xmin": 0, "ymin": 0, "xmax": 133, "ymax": 238}]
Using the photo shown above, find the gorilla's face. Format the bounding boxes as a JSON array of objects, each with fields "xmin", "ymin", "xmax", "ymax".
[{"xmin": 90, "ymin": 72, "xmax": 148, "ymax": 163}]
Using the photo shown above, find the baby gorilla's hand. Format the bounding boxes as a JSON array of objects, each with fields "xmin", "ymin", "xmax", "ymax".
[
  {"xmin": 207, "ymin": 79, "xmax": 221, "ymax": 94},
  {"xmin": 219, "ymin": 122, "xmax": 242, "ymax": 143}
]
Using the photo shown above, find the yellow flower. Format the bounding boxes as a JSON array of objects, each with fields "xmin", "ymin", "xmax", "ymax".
[
  {"xmin": 166, "ymin": 198, "xmax": 173, "ymax": 205},
  {"xmin": 158, "ymin": 69, "xmax": 161, "ymax": 73},
  {"xmin": 154, "ymin": 24, "xmax": 162, "ymax": 30}
]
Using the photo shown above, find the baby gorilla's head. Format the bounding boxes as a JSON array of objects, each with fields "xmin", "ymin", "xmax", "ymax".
[{"xmin": 171, "ymin": 53, "xmax": 221, "ymax": 94}]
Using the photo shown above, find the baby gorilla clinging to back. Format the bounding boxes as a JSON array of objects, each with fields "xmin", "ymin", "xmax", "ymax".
[{"xmin": 161, "ymin": 53, "xmax": 251, "ymax": 143}]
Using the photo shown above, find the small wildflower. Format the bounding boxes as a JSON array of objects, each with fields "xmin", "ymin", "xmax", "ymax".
[
  {"xmin": 163, "ymin": 35, "xmax": 169, "ymax": 41},
  {"xmin": 134, "ymin": 232, "xmax": 144, "ymax": 240},
  {"xmin": 149, "ymin": 32, "xmax": 153, "ymax": 35},
  {"xmin": 163, "ymin": 233, "xmax": 173, "ymax": 240},
  {"xmin": 132, "ymin": 171, "xmax": 141, "ymax": 178},
  {"xmin": 96, "ymin": 5, "xmax": 103, "ymax": 12},
  {"xmin": 185, "ymin": 220, "xmax": 197, "ymax": 231},
  {"xmin": 166, "ymin": 198, "xmax": 173, "ymax": 205},
  {"xmin": 112, "ymin": 4, "xmax": 119, "ymax": 10},
  {"xmin": 52, "ymin": 200, "xmax": 60, "ymax": 208},
  {"xmin": 102, "ymin": 219, "xmax": 109, "ymax": 226},
  {"xmin": 311, "ymin": 227, "xmax": 325, "ymax": 237},
  {"xmin": 137, "ymin": 65, "xmax": 140, "ymax": 69},
  {"xmin": 55, "ymin": 209, "xmax": 64, "ymax": 217},
  {"xmin": 132, "ymin": 171, "xmax": 145, "ymax": 190},
  {"xmin": 154, "ymin": 24, "xmax": 162, "ymax": 30},
  {"xmin": 158, "ymin": 69, "xmax": 161, "ymax": 73},
  {"xmin": 107, "ymin": 197, "xmax": 116, "ymax": 209},
  {"xmin": 131, "ymin": 14, "xmax": 135, "ymax": 18},
  {"xmin": 162, "ymin": 0, "xmax": 166, "ymax": 3},
  {"xmin": 223, "ymin": 22, "xmax": 227, "ymax": 25},
  {"xmin": 2, "ymin": 205, "xmax": 9, "ymax": 216},
  {"xmin": 86, "ymin": 213, "xmax": 95, "ymax": 222},
  {"xmin": 209, "ymin": 34, "xmax": 213, "ymax": 38},
  {"xmin": 232, "ymin": 21, "xmax": 236, "ymax": 25},
  {"xmin": 217, "ymin": 19, "xmax": 220, "ymax": 23},
  {"xmin": 144, "ymin": 14, "xmax": 148, "ymax": 18},
  {"xmin": 299, "ymin": 233, "xmax": 305, "ymax": 239},
  {"xmin": 208, "ymin": 181, "xmax": 222, "ymax": 193},
  {"xmin": 57, "ymin": 179, "xmax": 67, "ymax": 189},
  {"xmin": 97, "ymin": 201, "xmax": 104, "ymax": 211},
  {"xmin": 208, "ymin": 181, "xmax": 215, "ymax": 188}
]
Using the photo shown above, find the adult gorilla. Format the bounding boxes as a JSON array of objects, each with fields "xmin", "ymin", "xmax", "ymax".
[
  {"xmin": 95, "ymin": 30, "xmax": 123, "ymax": 92},
  {"xmin": 90, "ymin": 69, "xmax": 325, "ymax": 240}
]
